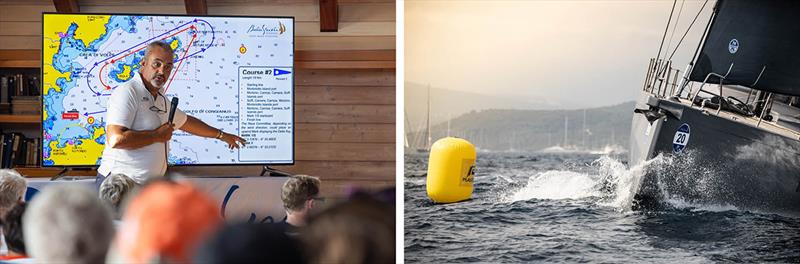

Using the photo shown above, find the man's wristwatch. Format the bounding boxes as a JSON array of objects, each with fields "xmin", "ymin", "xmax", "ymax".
[{"xmin": 216, "ymin": 130, "xmax": 224, "ymax": 140}]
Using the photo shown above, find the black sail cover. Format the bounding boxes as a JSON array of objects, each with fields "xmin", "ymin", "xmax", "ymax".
[{"xmin": 689, "ymin": 0, "xmax": 800, "ymax": 96}]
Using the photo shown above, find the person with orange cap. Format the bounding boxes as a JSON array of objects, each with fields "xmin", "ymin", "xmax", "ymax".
[{"xmin": 115, "ymin": 181, "xmax": 222, "ymax": 263}]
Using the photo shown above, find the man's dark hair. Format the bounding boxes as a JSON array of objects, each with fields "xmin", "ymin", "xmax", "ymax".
[
  {"xmin": 194, "ymin": 223, "xmax": 304, "ymax": 264},
  {"xmin": 3, "ymin": 202, "xmax": 27, "ymax": 254}
]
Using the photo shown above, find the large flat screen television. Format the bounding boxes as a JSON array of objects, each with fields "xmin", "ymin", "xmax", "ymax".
[{"xmin": 41, "ymin": 13, "xmax": 294, "ymax": 166}]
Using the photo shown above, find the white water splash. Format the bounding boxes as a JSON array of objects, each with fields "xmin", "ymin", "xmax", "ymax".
[
  {"xmin": 504, "ymin": 156, "xmax": 661, "ymax": 211},
  {"xmin": 502, "ymin": 154, "xmax": 752, "ymax": 214},
  {"xmin": 507, "ymin": 170, "xmax": 600, "ymax": 201}
]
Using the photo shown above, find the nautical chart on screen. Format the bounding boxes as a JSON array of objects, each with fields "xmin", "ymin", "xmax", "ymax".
[{"xmin": 42, "ymin": 14, "xmax": 294, "ymax": 166}]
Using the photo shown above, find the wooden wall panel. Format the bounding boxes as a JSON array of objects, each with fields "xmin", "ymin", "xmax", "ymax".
[
  {"xmin": 0, "ymin": 21, "xmax": 40, "ymax": 36},
  {"xmin": 295, "ymin": 36, "xmax": 394, "ymax": 50},
  {"xmin": 0, "ymin": 37, "xmax": 38, "ymax": 50},
  {"xmin": 295, "ymin": 69, "xmax": 394, "ymax": 86},
  {"xmin": 295, "ymin": 142, "xmax": 394, "ymax": 161},
  {"xmin": 295, "ymin": 86, "xmax": 395, "ymax": 105},
  {"xmin": 0, "ymin": 5, "xmax": 56, "ymax": 21},
  {"xmin": 296, "ymin": 104, "xmax": 394, "ymax": 123},
  {"xmin": 295, "ymin": 123, "xmax": 394, "ymax": 143}
]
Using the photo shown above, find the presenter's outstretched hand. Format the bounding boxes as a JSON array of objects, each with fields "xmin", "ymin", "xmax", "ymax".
[
  {"xmin": 155, "ymin": 123, "xmax": 175, "ymax": 143},
  {"xmin": 221, "ymin": 133, "xmax": 247, "ymax": 149}
]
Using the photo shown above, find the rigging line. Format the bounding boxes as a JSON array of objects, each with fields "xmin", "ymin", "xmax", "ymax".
[
  {"xmin": 664, "ymin": 0, "xmax": 686, "ymax": 57},
  {"xmin": 655, "ymin": 0, "xmax": 678, "ymax": 63},
  {"xmin": 668, "ymin": 0, "xmax": 711, "ymax": 61}
]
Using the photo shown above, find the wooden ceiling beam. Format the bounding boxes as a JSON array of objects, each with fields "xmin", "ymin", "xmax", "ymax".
[
  {"xmin": 319, "ymin": 0, "xmax": 339, "ymax": 32},
  {"xmin": 184, "ymin": 0, "xmax": 208, "ymax": 15},
  {"xmin": 53, "ymin": 0, "xmax": 79, "ymax": 13}
]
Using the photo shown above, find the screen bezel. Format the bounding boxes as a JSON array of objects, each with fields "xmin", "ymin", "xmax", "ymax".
[{"xmin": 41, "ymin": 12, "xmax": 296, "ymax": 167}]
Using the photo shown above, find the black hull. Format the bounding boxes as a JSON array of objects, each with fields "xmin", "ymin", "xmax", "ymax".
[{"xmin": 629, "ymin": 93, "xmax": 800, "ymax": 215}]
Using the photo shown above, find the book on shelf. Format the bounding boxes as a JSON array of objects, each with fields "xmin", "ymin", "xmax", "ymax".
[
  {"xmin": 0, "ymin": 72, "xmax": 40, "ymax": 114},
  {"xmin": 1, "ymin": 132, "xmax": 40, "ymax": 168},
  {"xmin": 11, "ymin": 96, "xmax": 39, "ymax": 115}
]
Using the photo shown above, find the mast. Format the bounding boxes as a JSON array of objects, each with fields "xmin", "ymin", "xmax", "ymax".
[
  {"xmin": 582, "ymin": 109, "xmax": 586, "ymax": 149},
  {"xmin": 510, "ymin": 131, "xmax": 515, "ymax": 151},
  {"xmin": 426, "ymin": 84, "xmax": 431, "ymax": 150},
  {"xmin": 611, "ymin": 128, "xmax": 616, "ymax": 146},
  {"xmin": 404, "ymin": 110, "xmax": 412, "ymax": 148},
  {"xmin": 447, "ymin": 112, "xmax": 451, "ymax": 137},
  {"xmin": 479, "ymin": 128, "xmax": 484, "ymax": 149},
  {"xmin": 676, "ymin": 0, "xmax": 716, "ymax": 97},
  {"xmin": 563, "ymin": 115, "xmax": 568, "ymax": 147}
]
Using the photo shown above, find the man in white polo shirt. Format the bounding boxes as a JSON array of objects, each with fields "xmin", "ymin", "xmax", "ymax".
[{"xmin": 97, "ymin": 41, "xmax": 246, "ymax": 185}]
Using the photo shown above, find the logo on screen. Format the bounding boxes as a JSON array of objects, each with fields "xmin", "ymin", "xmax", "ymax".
[{"xmin": 246, "ymin": 22, "xmax": 286, "ymax": 36}]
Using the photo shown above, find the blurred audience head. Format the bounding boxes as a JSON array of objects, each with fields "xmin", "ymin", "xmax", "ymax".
[
  {"xmin": 99, "ymin": 173, "xmax": 139, "ymax": 218},
  {"xmin": 195, "ymin": 223, "xmax": 305, "ymax": 264},
  {"xmin": 23, "ymin": 185, "xmax": 114, "ymax": 264},
  {"xmin": 2, "ymin": 202, "xmax": 27, "ymax": 256},
  {"xmin": 303, "ymin": 190, "xmax": 395, "ymax": 264},
  {"xmin": 117, "ymin": 181, "xmax": 221, "ymax": 263},
  {"xmin": 0, "ymin": 169, "xmax": 26, "ymax": 216},
  {"xmin": 281, "ymin": 175, "xmax": 322, "ymax": 226}
]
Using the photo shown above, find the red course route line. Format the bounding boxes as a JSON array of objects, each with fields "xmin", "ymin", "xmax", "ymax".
[
  {"xmin": 99, "ymin": 62, "xmax": 110, "ymax": 90},
  {"xmin": 97, "ymin": 25, "xmax": 196, "ymax": 90},
  {"xmin": 165, "ymin": 31, "xmax": 197, "ymax": 93}
]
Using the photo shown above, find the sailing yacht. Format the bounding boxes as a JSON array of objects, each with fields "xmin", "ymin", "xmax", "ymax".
[{"xmin": 630, "ymin": 0, "xmax": 800, "ymax": 214}]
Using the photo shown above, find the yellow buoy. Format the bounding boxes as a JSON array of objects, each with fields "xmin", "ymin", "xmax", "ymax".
[{"xmin": 426, "ymin": 137, "xmax": 476, "ymax": 203}]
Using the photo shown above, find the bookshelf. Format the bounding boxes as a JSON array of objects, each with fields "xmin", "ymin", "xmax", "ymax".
[{"xmin": 0, "ymin": 49, "xmax": 49, "ymax": 176}]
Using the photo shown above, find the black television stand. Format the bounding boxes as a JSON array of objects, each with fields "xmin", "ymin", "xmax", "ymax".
[
  {"xmin": 50, "ymin": 167, "xmax": 94, "ymax": 181},
  {"xmin": 260, "ymin": 165, "xmax": 292, "ymax": 177}
]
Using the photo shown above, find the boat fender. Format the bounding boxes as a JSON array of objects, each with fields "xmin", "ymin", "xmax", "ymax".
[{"xmin": 426, "ymin": 137, "xmax": 476, "ymax": 203}]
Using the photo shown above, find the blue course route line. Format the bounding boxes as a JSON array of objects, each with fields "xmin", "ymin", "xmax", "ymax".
[
  {"xmin": 175, "ymin": 19, "xmax": 215, "ymax": 64},
  {"xmin": 84, "ymin": 18, "xmax": 215, "ymax": 95},
  {"xmin": 84, "ymin": 110, "xmax": 106, "ymax": 116}
]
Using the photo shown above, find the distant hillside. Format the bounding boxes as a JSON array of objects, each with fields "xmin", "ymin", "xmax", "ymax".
[
  {"xmin": 407, "ymin": 101, "xmax": 635, "ymax": 151},
  {"xmin": 404, "ymin": 82, "xmax": 571, "ymax": 131}
]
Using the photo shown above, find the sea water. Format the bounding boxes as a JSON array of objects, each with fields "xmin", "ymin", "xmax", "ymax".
[{"xmin": 404, "ymin": 152, "xmax": 800, "ymax": 263}]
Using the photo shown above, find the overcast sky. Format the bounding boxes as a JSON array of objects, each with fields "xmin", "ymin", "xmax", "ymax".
[{"xmin": 405, "ymin": 0, "xmax": 714, "ymax": 108}]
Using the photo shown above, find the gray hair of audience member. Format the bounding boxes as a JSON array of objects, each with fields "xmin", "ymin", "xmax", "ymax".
[
  {"xmin": 99, "ymin": 173, "xmax": 139, "ymax": 218},
  {"xmin": 0, "ymin": 169, "xmax": 26, "ymax": 216},
  {"xmin": 23, "ymin": 185, "xmax": 114, "ymax": 264}
]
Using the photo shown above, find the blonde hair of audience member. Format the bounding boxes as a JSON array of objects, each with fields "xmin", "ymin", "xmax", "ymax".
[
  {"xmin": 303, "ymin": 194, "xmax": 395, "ymax": 264},
  {"xmin": 23, "ymin": 185, "xmax": 114, "ymax": 264},
  {"xmin": 281, "ymin": 175, "xmax": 322, "ymax": 227},
  {"xmin": 99, "ymin": 173, "xmax": 139, "ymax": 219},
  {"xmin": 0, "ymin": 169, "xmax": 26, "ymax": 216}
]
